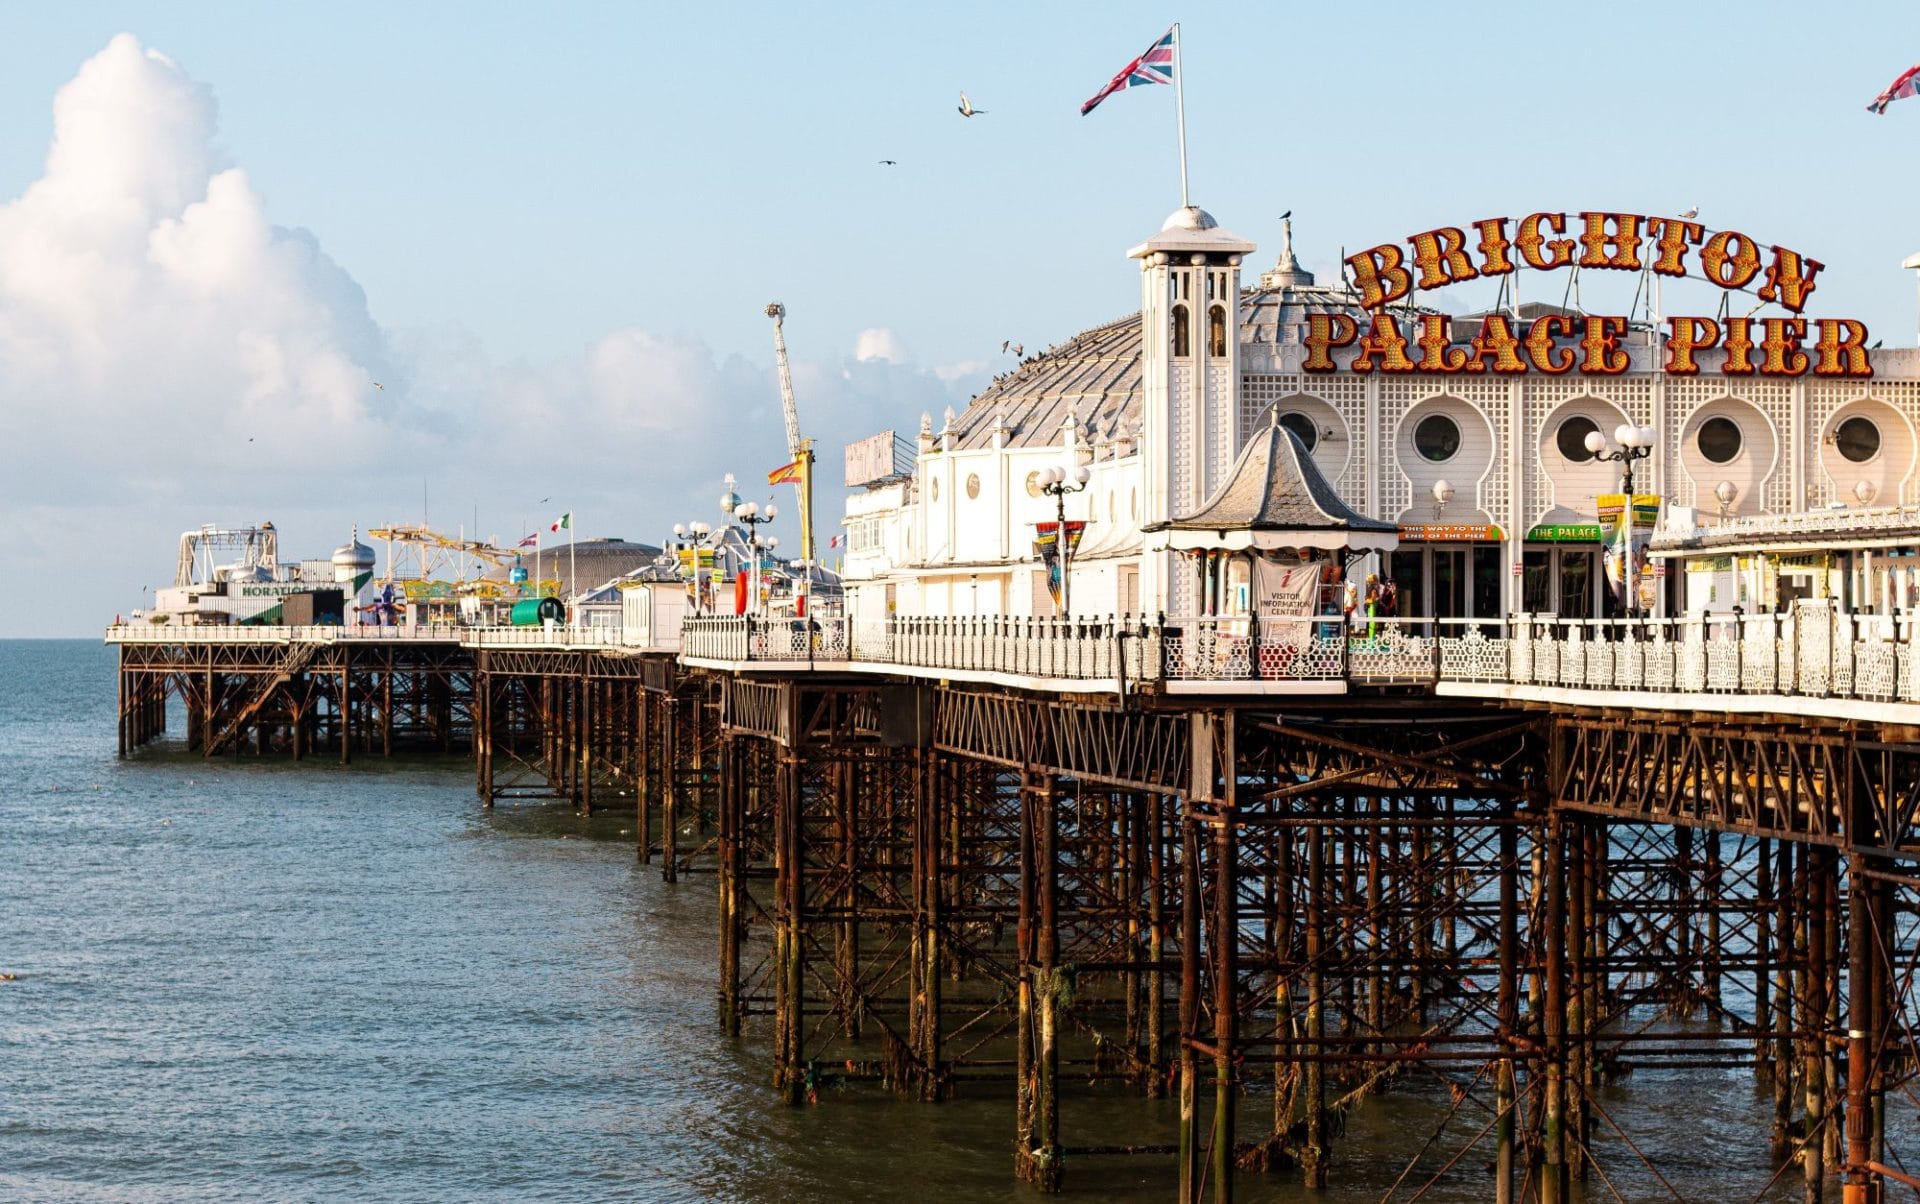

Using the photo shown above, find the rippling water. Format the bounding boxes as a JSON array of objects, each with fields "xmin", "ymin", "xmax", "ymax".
[{"xmin": 0, "ymin": 640, "xmax": 1865, "ymax": 1201}]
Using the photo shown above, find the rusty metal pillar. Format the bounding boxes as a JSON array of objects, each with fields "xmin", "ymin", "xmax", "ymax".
[
  {"xmin": 1015, "ymin": 767, "xmax": 1062, "ymax": 1191},
  {"xmin": 1301, "ymin": 819, "xmax": 1328, "ymax": 1191},
  {"xmin": 1209, "ymin": 712, "xmax": 1237, "ymax": 1204},
  {"xmin": 1495, "ymin": 809, "xmax": 1519, "ymax": 1204},
  {"xmin": 1774, "ymin": 836, "xmax": 1797, "ymax": 1160},
  {"xmin": 1177, "ymin": 801, "xmax": 1204, "ymax": 1204},
  {"xmin": 662, "ymin": 696, "xmax": 681, "ymax": 884},
  {"xmin": 718, "ymin": 731, "xmax": 742, "ymax": 1036},
  {"xmin": 636, "ymin": 688, "xmax": 652, "ymax": 863},
  {"xmin": 1540, "ymin": 813, "xmax": 1568, "ymax": 1204}
]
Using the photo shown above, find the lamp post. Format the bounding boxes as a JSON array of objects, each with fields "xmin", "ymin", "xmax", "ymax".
[
  {"xmin": 1039, "ymin": 463, "xmax": 1090, "ymax": 616},
  {"xmin": 735, "ymin": 501, "xmax": 777, "ymax": 615},
  {"xmin": 672, "ymin": 521, "xmax": 712, "ymax": 612},
  {"xmin": 1585, "ymin": 423, "xmax": 1656, "ymax": 620}
]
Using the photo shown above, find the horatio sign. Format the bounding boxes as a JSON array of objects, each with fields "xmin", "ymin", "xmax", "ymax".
[{"xmin": 1304, "ymin": 211, "xmax": 1872, "ymax": 380}]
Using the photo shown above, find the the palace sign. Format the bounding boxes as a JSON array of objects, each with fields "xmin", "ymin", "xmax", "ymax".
[{"xmin": 1305, "ymin": 211, "xmax": 1872, "ymax": 379}]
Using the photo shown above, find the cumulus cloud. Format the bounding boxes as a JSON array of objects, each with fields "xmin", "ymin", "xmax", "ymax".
[
  {"xmin": 852, "ymin": 327, "xmax": 909, "ymax": 363},
  {"xmin": 0, "ymin": 36, "xmax": 985, "ymax": 635}
]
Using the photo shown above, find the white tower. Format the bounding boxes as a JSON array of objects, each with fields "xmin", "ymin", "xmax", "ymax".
[{"xmin": 1131, "ymin": 206, "xmax": 1255, "ymax": 614}]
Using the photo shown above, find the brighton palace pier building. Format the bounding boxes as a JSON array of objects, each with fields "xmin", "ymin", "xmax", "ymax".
[{"xmin": 839, "ymin": 205, "xmax": 1917, "ymax": 641}]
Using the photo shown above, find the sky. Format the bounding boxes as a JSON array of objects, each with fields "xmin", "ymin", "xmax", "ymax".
[{"xmin": 5, "ymin": 1, "xmax": 1920, "ymax": 636}]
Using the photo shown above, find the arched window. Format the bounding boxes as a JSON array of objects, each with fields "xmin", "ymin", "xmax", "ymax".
[
  {"xmin": 1172, "ymin": 303, "xmax": 1190, "ymax": 357},
  {"xmin": 1208, "ymin": 305, "xmax": 1227, "ymax": 357}
]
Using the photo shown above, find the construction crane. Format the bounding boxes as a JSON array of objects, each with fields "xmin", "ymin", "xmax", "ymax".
[{"xmin": 766, "ymin": 302, "xmax": 816, "ymax": 570}]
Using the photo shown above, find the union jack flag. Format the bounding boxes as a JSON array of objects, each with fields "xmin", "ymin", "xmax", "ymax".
[
  {"xmin": 516, "ymin": 534, "xmax": 538, "ymax": 548},
  {"xmin": 1869, "ymin": 63, "xmax": 1920, "ymax": 113},
  {"xmin": 1080, "ymin": 27, "xmax": 1175, "ymax": 116}
]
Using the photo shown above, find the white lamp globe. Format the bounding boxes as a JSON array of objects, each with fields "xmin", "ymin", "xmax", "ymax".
[
  {"xmin": 1432, "ymin": 479, "xmax": 1455, "ymax": 503},
  {"xmin": 1637, "ymin": 425, "xmax": 1656, "ymax": 447},
  {"xmin": 766, "ymin": 504, "xmax": 778, "ymax": 521},
  {"xmin": 673, "ymin": 523, "xmax": 686, "ymax": 539},
  {"xmin": 1614, "ymin": 423, "xmax": 1636, "ymax": 448},
  {"xmin": 1074, "ymin": 465, "xmax": 1091, "ymax": 486},
  {"xmin": 1584, "ymin": 430, "xmax": 1607, "ymax": 456}
]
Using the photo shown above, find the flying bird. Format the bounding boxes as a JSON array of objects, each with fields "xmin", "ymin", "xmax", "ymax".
[
  {"xmin": 878, "ymin": 159, "xmax": 898, "ymax": 166},
  {"xmin": 1679, "ymin": 207, "xmax": 1699, "ymax": 220},
  {"xmin": 372, "ymin": 381, "xmax": 385, "ymax": 390},
  {"xmin": 958, "ymin": 91, "xmax": 986, "ymax": 118},
  {"xmin": 1000, "ymin": 340, "xmax": 1024, "ymax": 356}
]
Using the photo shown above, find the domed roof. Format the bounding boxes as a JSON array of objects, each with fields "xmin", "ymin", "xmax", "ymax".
[
  {"xmin": 1163, "ymin": 205, "xmax": 1218, "ymax": 232},
  {"xmin": 332, "ymin": 536, "xmax": 374, "ymax": 567}
]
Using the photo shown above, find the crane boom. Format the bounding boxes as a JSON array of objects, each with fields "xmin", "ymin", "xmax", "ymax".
[
  {"xmin": 767, "ymin": 302, "xmax": 803, "ymax": 457},
  {"xmin": 766, "ymin": 301, "xmax": 816, "ymax": 566}
]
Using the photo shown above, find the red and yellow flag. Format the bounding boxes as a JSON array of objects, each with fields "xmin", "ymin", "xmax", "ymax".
[{"xmin": 767, "ymin": 461, "xmax": 801, "ymax": 486}]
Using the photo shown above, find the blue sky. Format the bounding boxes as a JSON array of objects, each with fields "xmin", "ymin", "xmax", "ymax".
[{"xmin": 5, "ymin": 2, "xmax": 1920, "ymax": 634}]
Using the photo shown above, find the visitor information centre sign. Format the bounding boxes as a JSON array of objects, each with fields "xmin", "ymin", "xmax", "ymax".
[{"xmin": 1304, "ymin": 210, "xmax": 1872, "ymax": 379}]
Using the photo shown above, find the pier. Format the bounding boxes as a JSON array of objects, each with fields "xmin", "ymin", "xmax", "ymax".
[{"xmin": 107, "ymin": 612, "xmax": 1920, "ymax": 1201}]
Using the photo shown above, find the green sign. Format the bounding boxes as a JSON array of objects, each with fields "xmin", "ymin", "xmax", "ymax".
[{"xmin": 1525, "ymin": 523, "xmax": 1602, "ymax": 543}]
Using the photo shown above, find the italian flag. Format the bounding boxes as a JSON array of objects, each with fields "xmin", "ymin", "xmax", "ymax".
[{"xmin": 550, "ymin": 512, "xmax": 572, "ymax": 533}]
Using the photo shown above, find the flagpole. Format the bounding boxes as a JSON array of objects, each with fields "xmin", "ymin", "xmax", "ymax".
[
  {"xmin": 1172, "ymin": 22, "xmax": 1190, "ymax": 208},
  {"xmin": 569, "ymin": 513, "xmax": 577, "ymax": 627}
]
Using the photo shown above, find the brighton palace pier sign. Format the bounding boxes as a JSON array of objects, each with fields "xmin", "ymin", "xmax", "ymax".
[{"xmin": 1304, "ymin": 211, "xmax": 1872, "ymax": 379}]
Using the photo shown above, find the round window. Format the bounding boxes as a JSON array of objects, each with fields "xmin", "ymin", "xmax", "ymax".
[
  {"xmin": 1836, "ymin": 416, "xmax": 1882, "ymax": 464},
  {"xmin": 965, "ymin": 472, "xmax": 981, "ymax": 499},
  {"xmin": 1278, "ymin": 411, "xmax": 1318, "ymax": 451},
  {"xmin": 930, "ymin": 477, "xmax": 940, "ymax": 502},
  {"xmin": 1413, "ymin": 413, "xmax": 1461, "ymax": 463},
  {"xmin": 1696, "ymin": 416, "xmax": 1743, "ymax": 464},
  {"xmin": 1556, "ymin": 416, "xmax": 1599, "ymax": 462},
  {"xmin": 1025, "ymin": 471, "xmax": 1043, "ymax": 497}
]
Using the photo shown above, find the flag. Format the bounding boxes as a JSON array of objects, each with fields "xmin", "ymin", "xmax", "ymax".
[
  {"xmin": 1081, "ymin": 27, "xmax": 1175, "ymax": 116},
  {"xmin": 517, "ymin": 534, "xmax": 538, "ymax": 548},
  {"xmin": 1869, "ymin": 63, "xmax": 1920, "ymax": 113},
  {"xmin": 768, "ymin": 461, "xmax": 801, "ymax": 486},
  {"xmin": 550, "ymin": 512, "xmax": 571, "ymax": 533},
  {"xmin": 828, "ymin": 533, "xmax": 844, "ymax": 550}
]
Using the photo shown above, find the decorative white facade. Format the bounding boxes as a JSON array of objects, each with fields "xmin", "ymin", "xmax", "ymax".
[{"xmin": 840, "ymin": 206, "xmax": 1920, "ymax": 625}]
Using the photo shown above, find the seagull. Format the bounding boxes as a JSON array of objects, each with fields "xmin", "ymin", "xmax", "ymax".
[
  {"xmin": 1872, "ymin": 339, "xmax": 1885, "ymax": 349},
  {"xmin": 372, "ymin": 381, "xmax": 385, "ymax": 390},
  {"xmin": 1679, "ymin": 207, "xmax": 1699, "ymax": 220},
  {"xmin": 1280, "ymin": 209, "xmax": 1292, "ymax": 221},
  {"xmin": 1000, "ymin": 340, "xmax": 1024, "ymax": 356},
  {"xmin": 958, "ymin": 91, "xmax": 986, "ymax": 118},
  {"xmin": 878, "ymin": 159, "xmax": 898, "ymax": 166}
]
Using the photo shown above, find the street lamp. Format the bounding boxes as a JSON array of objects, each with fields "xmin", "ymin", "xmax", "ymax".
[
  {"xmin": 735, "ymin": 500, "xmax": 777, "ymax": 615},
  {"xmin": 672, "ymin": 521, "xmax": 712, "ymax": 611},
  {"xmin": 1430, "ymin": 479, "xmax": 1454, "ymax": 521},
  {"xmin": 1039, "ymin": 463, "xmax": 1090, "ymax": 616},
  {"xmin": 1584, "ymin": 423, "xmax": 1656, "ymax": 620}
]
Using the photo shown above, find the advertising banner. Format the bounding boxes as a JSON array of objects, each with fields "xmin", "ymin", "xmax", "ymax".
[
  {"xmin": 1599, "ymin": 494, "xmax": 1661, "ymax": 609},
  {"xmin": 1033, "ymin": 520, "xmax": 1087, "ymax": 609}
]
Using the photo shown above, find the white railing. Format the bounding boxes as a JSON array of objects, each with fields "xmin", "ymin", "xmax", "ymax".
[
  {"xmin": 460, "ymin": 625, "xmax": 643, "ymax": 650},
  {"xmin": 1498, "ymin": 603, "xmax": 1920, "ymax": 704},
  {"xmin": 105, "ymin": 623, "xmax": 467, "ymax": 644}
]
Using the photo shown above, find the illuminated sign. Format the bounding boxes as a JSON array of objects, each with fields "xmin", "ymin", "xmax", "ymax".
[
  {"xmin": 1525, "ymin": 523, "xmax": 1603, "ymax": 543},
  {"xmin": 1306, "ymin": 211, "xmax": 1871, "ymax": 379}
]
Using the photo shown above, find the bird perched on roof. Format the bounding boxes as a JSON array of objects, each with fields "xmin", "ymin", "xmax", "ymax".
[
  {"xmin": 1280, "ymin": 209, "xmax": 1291, "ymax": 221},
  {"xmin": 1679, "ymin": 206, "xmax": 1699, "ymax": 220},
  {"xmin": 958, "ymin": 91, "xmax": 986, "ymax": 118}
]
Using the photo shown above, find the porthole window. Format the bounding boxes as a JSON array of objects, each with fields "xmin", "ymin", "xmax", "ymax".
[
  {"xmin": 1413, "ymin": 413, "xmax": 1461, "ymax": 463},
  {"xmin": 965, "ymin": 472, "xmax": 980, "ymax": 499},
  {"xmin": 1025, "ymin": 471, "xmax": 1043, "ymax": 497},
  {"xmin": 1697, "ymin": 416, "xmax": 1743, "ymax": 465},
  {"xmin": 1836, "ymin": 416, "xmax": 1882, "ymax": 464},
  {"xmin": 1556, "ymin": 416, "xmax": 1599, "ymax": 462},
  {"xmin": 1278, "ymin": 411, "xmax": 1319, "ymax": 452}
]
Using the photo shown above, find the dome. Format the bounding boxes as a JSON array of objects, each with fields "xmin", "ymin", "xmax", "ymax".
[
  {"xmin": 1163, "ymin": 205, "xmax": 1218, "ymax": 232},
  {"xmin": 332, "ymin": 537, "xmax": 374, "ymax": 568}
]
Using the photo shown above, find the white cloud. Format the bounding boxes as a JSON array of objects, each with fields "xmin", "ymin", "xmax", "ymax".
[
  {"xmin": 853, "ymin": 327, "xmax": 908, "ymax": 363},
  {"xmin": 0, "ymin": 36, "xmax": 983, "ymax": 635}
]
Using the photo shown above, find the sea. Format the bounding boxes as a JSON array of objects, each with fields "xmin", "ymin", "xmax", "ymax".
[{"xmin": 0, "ymin": 639, "xmax": 1862, "ymax": 1201}]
